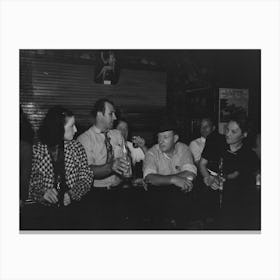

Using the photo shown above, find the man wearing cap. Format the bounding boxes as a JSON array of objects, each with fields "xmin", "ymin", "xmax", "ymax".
[{"xmin": 143, "ymin": 118, "xmax": 197, "ymax": 228}]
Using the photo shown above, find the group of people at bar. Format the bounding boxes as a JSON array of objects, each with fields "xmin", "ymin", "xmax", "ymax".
[{"xmin": 20, "ymin": 98, "xmax": 261, "ymax": 230}]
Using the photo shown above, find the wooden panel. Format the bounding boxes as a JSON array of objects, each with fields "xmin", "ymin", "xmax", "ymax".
[{"xmin": 20, "ymin": 56, "xmax": 166, "ymax": 145}]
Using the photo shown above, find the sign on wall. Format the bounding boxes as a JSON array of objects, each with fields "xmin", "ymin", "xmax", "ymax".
[{"xmin": 218, "ymin": 88, "xmax": 249, "ymax": 134}]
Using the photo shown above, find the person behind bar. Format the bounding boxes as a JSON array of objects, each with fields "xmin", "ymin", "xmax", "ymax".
[
  {"xmin": 114, "ymin": 118, "xmax": 148, "ymax": 182},
  {"xmin": 115, "ymin": 118, "xmax": 147, "ymax": 166},
  {"xmin": 114, "ymin": 118, "xmax": 149, "ymax": 227},
  {"xmin": 189, "ymin": 117, "xmax": 215, "ymax": 165},
  {"xmin": 143, "ymin": 117, "xmax": 197, "ymax": 229},
  {"xmin": 25, "ymin": 106, "xmax": 93, "ymax": 229},
  {"xmin": 199, "ymin": 116, "xmax": 260, "ymax": 229},
  {"xmin": 77, "ymin": 98, "xmax": 130, "ymax": 228},
  {"xmin": 190, "ymin": 117, "xmax": 224, "ymax": 225}
]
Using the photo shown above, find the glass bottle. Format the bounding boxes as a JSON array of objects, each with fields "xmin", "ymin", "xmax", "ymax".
[
  {"xmin": 218, "ymin": 157, "xmax": 225, "ymax": 208},
  {"xmin": 122, "ymin": 144, "xmax": 132, "ymax": 178}
]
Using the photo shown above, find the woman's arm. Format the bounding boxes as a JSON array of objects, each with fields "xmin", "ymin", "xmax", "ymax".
[
  {"xmin": 28, "ymin": 147, "xmax": 48, "ymax": 203},
  {"xmin": 199, "ymin": 157, "xmax": 220, "ymax": 190},
  {"xmin": 68, "ymin": 144, "xmax": 94, "ymax": 201}
]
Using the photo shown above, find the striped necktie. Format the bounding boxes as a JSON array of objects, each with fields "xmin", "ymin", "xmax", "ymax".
[{"xmin": 103, "ymin": 131, "xmax": 114, "ymax": 163}]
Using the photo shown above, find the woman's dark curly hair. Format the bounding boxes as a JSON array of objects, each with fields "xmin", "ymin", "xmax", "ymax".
[
  {"xmin": 38, "ymin": 106, "xmax": 74, "ymax": 147},
  {"xmin": 228, "ymin": 115, "xmax": 249, "ymax": 133}
]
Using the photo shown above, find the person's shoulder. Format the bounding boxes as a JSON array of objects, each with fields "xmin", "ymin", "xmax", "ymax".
[
  {"xmin": 77, "ymin": 127, "xmax": 92, "ymax": 139},
  {"xmin": 109, "ymin": 129, "xmax": 122, "ymax": 138},
  {"xmin": 239, "ymin": 145, "xmax": 260, "ymax": 168},
  {"xmin": 147, "ymin": 144, "xmax": 160, "ymax": 156},
  {"xmin": 32, "ymin": 141, "xmax": 47, "ymax": 155},
  {"xmin": 189, "ymin": 138, "xmax": 200, "ymax": 147},
  {"xmin": 207, "ymin": 131, "xmax": 226, "ymax": 146},
  {"xmin": 67, "ymin": 139, "xmax": 84, "ymax": 149},
  {"xmin": 207, "ymin": 131, "xmax": 222, "ymax": 140},
  {"xmin": 240, "ymin": 145, "xmax": 258, "ymax": 157},
  {"xmin": 176, "ymin": 142, "xmax": 190, "ymax": 151}
]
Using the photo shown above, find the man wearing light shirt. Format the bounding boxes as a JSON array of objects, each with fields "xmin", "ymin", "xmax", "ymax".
[
  {"xmin": 143, "ymin": 118, "xmax": 197, "ymax": 228},
  {"xmin": 77, "ymin": 98, "xmax": 130, "ymax": 228},
  {"xmin": 189, "ymin": 118, "xmax": 215, "ymax": 165}
]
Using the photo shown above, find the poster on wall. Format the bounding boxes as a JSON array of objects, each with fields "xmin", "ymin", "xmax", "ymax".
[{"xmin": 218, "ymin": 88, "xmax": 249, "ymax": 134}]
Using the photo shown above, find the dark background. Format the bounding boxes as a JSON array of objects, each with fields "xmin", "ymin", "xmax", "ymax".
[{"xmin": 20, "ymin": 49, "xmax": 261, "ymax": 145}]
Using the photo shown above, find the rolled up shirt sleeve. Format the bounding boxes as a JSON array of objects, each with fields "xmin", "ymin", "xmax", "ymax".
[
  {"xmin": 180, "ymin": 146, "xmax": 197, "ymax": 175},
  {"xmin": 181, "ymin": 163, "xmax": 197, "ymax": 175},
  {"xmin": 143, "ymin": 151, "xmax": 158, "ymax": 178}
]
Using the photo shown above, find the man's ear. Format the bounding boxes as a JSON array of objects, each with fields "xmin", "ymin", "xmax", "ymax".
[
  {"xmin": 243, "ymin": 132, "xmax": 248, "ymax": 138},
  {"xmin": 174, "ymin": 134, "xmax": 179, "ymax": 143},
  {"xmin": 97, "ymin": 111, "xmax": 103, "ymax": 119},
  {"xmin": 212, "ymin": 125, "xmax": 216, "ymax": 131}
]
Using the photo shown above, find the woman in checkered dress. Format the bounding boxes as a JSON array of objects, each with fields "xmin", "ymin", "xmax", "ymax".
[{"xmin": 28, "ymin": 106, "xmax": 94, "ymax": 207}]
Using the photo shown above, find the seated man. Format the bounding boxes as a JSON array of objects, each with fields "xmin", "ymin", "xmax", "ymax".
[
  {"xmin": 143, "ymin": 118, "xmax": 197, "ymax": 228},
  {"xmin": 77, "ymin": 98, "xmax": 130, "ymax": 228},
  {"xmin": 189, "ymin": 117, "xmax": 216, "ymax": 165}
]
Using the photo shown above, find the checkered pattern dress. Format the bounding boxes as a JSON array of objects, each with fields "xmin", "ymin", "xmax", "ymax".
[{"xmin": 28, "ymin": 140, "xmax": 94, "ymax": 204}]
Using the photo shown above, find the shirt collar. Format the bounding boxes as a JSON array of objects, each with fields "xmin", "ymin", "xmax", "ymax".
[
  {"xmin": 226, "ymin": 143, "xmax": 244, "ymax": 155},
  {"xmin": 92, "ymin": 125, "xmax": 107, "ymax": 134}
]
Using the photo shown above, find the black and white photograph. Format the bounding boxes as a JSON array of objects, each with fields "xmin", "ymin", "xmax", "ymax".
[
  {"xmin": 1, "ymin": 1, "xmax": 280, "ymax": 280},
  {"xmin": 20, "ymin": 49, "xmax": 261, "ymax": 231}
]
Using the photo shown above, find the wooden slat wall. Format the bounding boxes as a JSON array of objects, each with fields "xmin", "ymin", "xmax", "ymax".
[{"xmin": 20, "ymin": 56, "xmax": 167, "ymax": 144}]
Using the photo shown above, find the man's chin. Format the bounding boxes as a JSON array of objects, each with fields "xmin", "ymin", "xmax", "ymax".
[{"xmin": 159, "ymin": 146, "xmax": 167, "ymax": 152}]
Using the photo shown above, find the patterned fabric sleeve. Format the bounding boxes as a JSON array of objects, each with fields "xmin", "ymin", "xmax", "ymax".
[
  {"xmin": 28, "ymin": 145, "xmax": 47, "ymax": 203},
  {"xmin": 68, "ymin": 142, "xmax": 94, "ymax": 201}
]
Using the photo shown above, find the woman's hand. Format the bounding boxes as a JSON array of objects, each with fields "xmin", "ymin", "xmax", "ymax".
[
  {"xmin": 203, "ymin": 175, "xmax": 220, "ymax": 190},
  {"xmin": 43, "ymin": 188, "xmax": 58, "ymax": 204},
  {"xmin": 63, "ymin": 192, "xmax": 71, "ymax": 206}
]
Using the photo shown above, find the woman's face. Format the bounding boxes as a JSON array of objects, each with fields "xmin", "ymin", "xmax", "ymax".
[
  {"xmin": 225, "ymin": 121, "xmax": 246, "ymax": 146},
  {"xmin": 64, "ymin": 116, "xmax": 77, "ymax": 141},
  {"xmin": 116, "ymin": 121, "xmax": 128, "ymax": 140}
]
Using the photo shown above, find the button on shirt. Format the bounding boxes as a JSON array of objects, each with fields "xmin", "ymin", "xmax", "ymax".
[
  {"xmin": 143, "ymin": 142, "xmax": 197, "ymax": 178},
  {"xmin": 189, "ymin": 137, "xmax": 206, "ymax": 162},
  {"xmin": 77, "ymin": 126, "xmax": 125, "ymax": 188}
]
